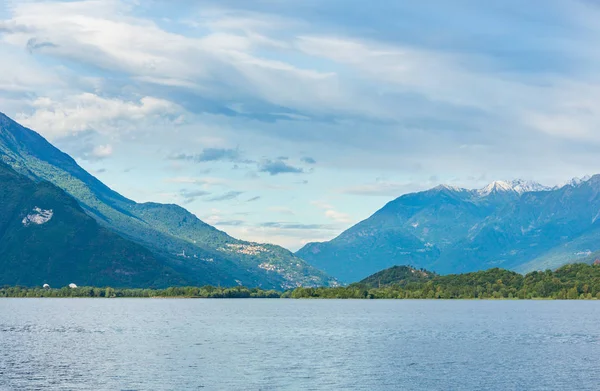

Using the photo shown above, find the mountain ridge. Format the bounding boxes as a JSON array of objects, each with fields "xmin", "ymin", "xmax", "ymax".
[
  {"xmin": 0, "ymin": 112, "xmax": 336, "ymax": 289},
  {"xmin": 297, "ymin": 175, "xmax": 600, "ymax": 282},
  {"xmin": 426, "ymin": 177, "xmax": 590, "ymax": 198}
]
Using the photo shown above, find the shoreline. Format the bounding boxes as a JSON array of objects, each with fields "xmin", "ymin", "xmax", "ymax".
[{"xmin": 3, "ymin": 263, "xmax": 600, "ymax": 300}]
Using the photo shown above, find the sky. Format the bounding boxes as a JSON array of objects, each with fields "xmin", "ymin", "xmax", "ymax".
[{"xmin": 2, "ymin": 0, "xmax": 600, "ymax": 250}]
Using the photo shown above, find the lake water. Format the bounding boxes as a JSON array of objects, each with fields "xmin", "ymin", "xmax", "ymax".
[{"xmin": 0, "ymin": 299, "xmax": 598, "ymax": 390}]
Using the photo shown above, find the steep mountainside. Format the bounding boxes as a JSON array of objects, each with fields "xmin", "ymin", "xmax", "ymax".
[
  {"xmin": 297, "ymin": 178, "xmax": 600, "ymax": 282},
  {"xmin": 0, "ymin": 113, "xmax": 335, "ymax": 289},
  {"xmin": 0, "ymin": 162, "xmax": 187, "ymax": 288}
]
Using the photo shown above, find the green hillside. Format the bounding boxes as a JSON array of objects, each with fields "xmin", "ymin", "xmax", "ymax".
[
  {"xmin": 0, "ymin": 162, "xmax": 187, "ymax": 287},
  {"xmin": 359, "ymin": 265, "xmax": 435, "ymax": 287},
  {"xmin": 288, "ymin": 263, "xmax": 600, "ymax": 299},
  {"xmin": 0, "ymin": 113, "xmax": 335, "ymax": 289}
]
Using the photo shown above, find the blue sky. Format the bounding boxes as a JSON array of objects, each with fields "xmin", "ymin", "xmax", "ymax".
[{"xmin": 2, "ymin": 0, "xmax": 600, "ymax": 250}]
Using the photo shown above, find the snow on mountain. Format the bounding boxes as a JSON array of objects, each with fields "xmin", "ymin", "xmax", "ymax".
[
  {"xmin": 432, "ymin": 184, "xmax": 467, "ymax": 192},
  {"xmin": 428, "ymin": 179, "xmax": 552, "ymax": 197},
  {"xmin": 559, "ymin": 175, "xmax": 592, "ymax": 189},
  {"xmin": 508, "ymin": 179, "xmax": 552, "ymax": 194},
  {"xmin": 424, "ymin": 176, "xmax": 597, "ymax": 198},
  {"xmin": 476, "ymin": 180, "xmax": 515, "ymax": 196}
]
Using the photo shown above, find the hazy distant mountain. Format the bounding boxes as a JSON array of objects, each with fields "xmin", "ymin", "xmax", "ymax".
[
  {"xmin": 297, "ymin": 177, "xmax": 600, "ymax": 282},
  {"xmin": 0, "ymin": 113, "xmax": 336, "ymax": 289}
]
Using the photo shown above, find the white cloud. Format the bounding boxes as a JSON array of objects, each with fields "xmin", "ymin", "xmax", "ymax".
[
  {"xmin": 0, "ymin": 52, "xmax": 59, "ymax": 93},
  {"xmin": 338, "ymin": 181, "xmax": 416, "ymax": 196},
  {"xmin": 92, "ymin": 144, "xmax": 113, "ymax": 159},
  {"xmin": 4, "ymin": 0, "xmax": 600, "ymax": 149},
  {"xmin": 165, "ymin": 176, "xmax": 229, "ymax": 188},
  {"xmin": 216, "ymin": 223, "xmax": 339, "ymax": 252},
  {"xmin": 310, "ymin": 200, "xmax": 352, "ymax": 224},
  {"xmin": 0, "ymin": 0, "xmax": 345, "ymax": 118},
  {"xmin": 310, "ymin": 200, "xmax": 333, "ymax": 210},
  {"xmin": 268, "ymin": 206, "xmax": 295, "ymax": 215},
  {"xmin": 295, "ymin": 35, "xmax": 547, "ymax": 123},
  {"xmin": 293, "ymin": 34, "xmax": 600, "ymax": 150},
  {"xmin": 336, "ymin": 173, "xmax": 469, "ymax": 197},
  {"xmin": 324, "ymin": 209, "xmax": 352, "ymax": 224},
  {"xmin": 16, "ymin": 93, "xmax": 181, "ymax": 139},
  {"xmin": 522, "ymin": 81, "xmax": 600, "ymax": 142}
]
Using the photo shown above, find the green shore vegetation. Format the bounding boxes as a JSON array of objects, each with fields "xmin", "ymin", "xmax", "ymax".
[{"xmin": 2, "ymin": 263, "xmax": 600, "ymax": 300}]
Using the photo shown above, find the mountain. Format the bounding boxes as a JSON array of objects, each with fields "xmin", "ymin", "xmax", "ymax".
[
  {"xmin": 0, "ymin": 161, "xmax": 186, "ymax": 287},
  {"xmin": 477, "ymin": 179, "xmax": 551, "ymax": 196},
  {"xmin": 0, "ymin": 112, "xmax": 336, "ymax": 289},
  {"xmin": 297, "ymin": 176, "xmax": 600, "ymax": 282},
  {"xmin": 357, "ymin": 265, "xmax": 435, "ymax": 288}
]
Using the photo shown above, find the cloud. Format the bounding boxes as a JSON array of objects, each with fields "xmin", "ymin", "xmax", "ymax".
[
  {"xmin": 311, "ymin": 200, "xmax": 352, "ymax": 224},
  {"xmin": 52, "ymin": 130, "xmax": 114, "ymax": 162},
  {"xmin": 324, "ymin": 210, "xmax": 352, "ymax": 224},
  {"xmin": 181, "ymin": 190, "xmax": 212, "ymax": 198},
  {"xmin": 165, "ymin": 176, "xmax": 229, "ymax": 188},
  {"xmin": 179, "ymin": 189, "xmax": 211, "ymax": 204},
  {"xmin": 206, "ymin": 190, "xmax": 243, "ymax": 202},
  {"xmin": 311, "ymin": 200, "xmax": 334, "ymax": 210},
  {"xmin": 213, "ymin": 219, "xmax": 245, "ymax": 226},
  {"xmin": 92, "ymin": 144, "xmax": 113, "ymax": 159},
  {"xmin": 258, "ymin": 159, "xmax": 304, "ymax": 175},
  {"xmin": 197, "ymin": 148, "xmax": 241, "ymax": 162},
  {"xmin": 259, "ymin": 222, "xmax": 334, "ymax": 230},
  {"xmin": 26, "ymin": 38, "xmax": 58, "ymax": 53},
  {"xmin": 16, "ymin": 93, "xmax": 182, "ymax": 140},
  {"xmin": 338, "ymin": 180, "xmax": 428, "ymax": 196},
  {"xmin": 268, "ymin": 206, "xmax": 295, "ymax": 215},
  {"xmin": 5, "ymin": 0, "xmax": 579, "ymax": 167},
  {"xmin": 301, "ymin": 156, "xmax": 316, "ymax": 164},
  {"xmin": 5, "ymin": 0, "xmax": 600, "ymax": 156},
  {"xmin": 169, "ymin": 148, "xmax": 247, "ymax": 163},
  {"xmin": 207, "ymin": 216, "xmax": 341, "ymax": 251},
  {"xmin": 1, "ymin": 0, "xmax": 342, "ymax": 123}
]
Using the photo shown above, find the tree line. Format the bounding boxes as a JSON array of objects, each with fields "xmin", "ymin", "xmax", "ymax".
[
  {"xmin": 0, "ymin": 285, "xmax": 282, "ymax": 299},
  {"xmin": 2, "ymin": 263, "xmax": 600, "ymax": 300}
]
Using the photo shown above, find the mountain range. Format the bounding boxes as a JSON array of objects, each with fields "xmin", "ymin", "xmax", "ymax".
[
  {"xmin": 297, "ymin": 177, "xmax": 600, "ymax": 282},
  {"xmin": 3, "ymin": 111, "xmax": 600, "ymax": 288},
  {"xmin": 0, "ymin": 113, "xmax": 336, "ymax": 289}
]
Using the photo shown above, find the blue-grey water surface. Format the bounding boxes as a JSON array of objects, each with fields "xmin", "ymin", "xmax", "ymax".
[{"xmin": 0, "ymin": 299, "xmax": 598, "ymax": 390}]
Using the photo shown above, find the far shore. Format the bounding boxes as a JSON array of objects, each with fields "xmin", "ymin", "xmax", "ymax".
[{"xmin": 3, "ymin": 263, "xmax": 600, "ymax": 300}]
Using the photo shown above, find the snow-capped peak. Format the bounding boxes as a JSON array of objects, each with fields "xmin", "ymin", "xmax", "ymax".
[
  {"xmin": 559, "ymin": 175, "xmax": 592, "ymax": 188},
  {"xmin": 432, "ymin": 184, "xmax": 465, "ymax": 192},
  {"xmin": 509, "ymin": 179, "xmax": 552, "ymax": 194},
  {"xmin": 429, "ymin": 179, "xmax": 553, "ymax": 198},
  {"xmin": 476, "ymin": 179, "xmax": 550, "ymax": 197},
  {"xmin": 477, "ymin": 181, "xmax": 515, "ymax": 196}
]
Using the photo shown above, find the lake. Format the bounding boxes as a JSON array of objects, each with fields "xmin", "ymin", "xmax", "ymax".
[{"xmin": 0, "ymin": 299, "xmax": 598, "ymax": 390}]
